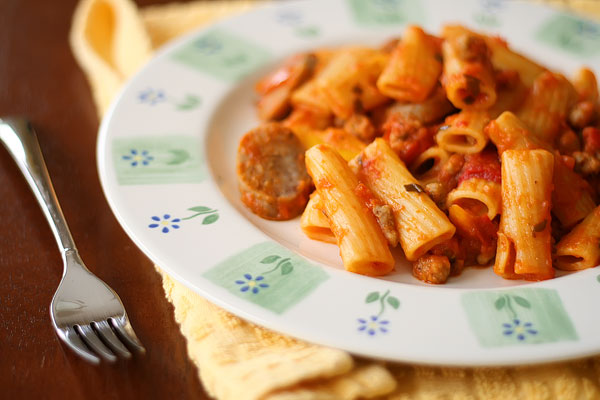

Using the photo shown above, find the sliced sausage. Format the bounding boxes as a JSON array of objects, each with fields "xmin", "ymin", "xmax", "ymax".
[{"xmin": 237, "ymin": 123, "xmax": 312, "ymax": 220}]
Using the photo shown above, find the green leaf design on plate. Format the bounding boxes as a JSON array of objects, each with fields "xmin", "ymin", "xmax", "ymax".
[
  {"xmin": 281, "ymin": 262, "xmax": 293, "ymax": 275},
  {"xmin": 495, "ymin": 297, "xmax": 506, "ymax": 310},
  {"xmin": 597, "ymin": 274, "xmax": 600, "ymax": 283},
  {"xmin": 176, "ymin": 94, "xmax": 201, "ymax": 110},
  {"xmin": 366, "ymin": 292, "xmax": 380, "ymax": 303},
  {"xmin": 295, "ymin": 26, "xmax": 320, "ymax": 37},
  {"xmin": 167, "ymin": 149, "xmax": 190, "ymax": 165},
  {"xmin": 387, "ymin": 296, "xmax": 400, "ymax": 309},
  {"xmin": 513, "ymin": 296, "xmax": 531, "ymax": 308},
  {"xmin": 261, "ymin": 255, "xmax": 281, "ymax": 264},
  {"xmin": 189, "ymin": 206, "xmax": 213, "ymax": 213},
  {"xmin": 202, "ymin": 214, "xmax": 219, "ymax": 225}
]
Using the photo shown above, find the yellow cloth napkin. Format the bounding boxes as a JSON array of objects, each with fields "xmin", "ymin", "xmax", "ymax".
[{"xmin": 70, "ymin": 0, "xmax": 600, "ymax": 398}]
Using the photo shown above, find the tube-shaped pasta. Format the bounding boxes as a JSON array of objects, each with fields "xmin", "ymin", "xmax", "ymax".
[
  {"xmin": 517, "ymin": 71, "xmax": 577, "ymax": 144},
  {"xmin": 484, "ymin": 36, "xmax": 546, "ymax": 87},
  {"xmin": 290, "ymin": 49, "xmax": 337, "ymax": 114},
  {"xmin": 441, "ymin": 25, "xmax": 496, "ymax": 110},
  {"xmin": 555, "ymin": 205, "xmax": 600, "ymax": 271},
  {"xmin": 294, "ymin": 127, "xmax": 366, "ymax": 161},
  {"xmin": 300, "ymin": 193, "xmax": 335, "ymax": 244},
  {"xmin": 290, "ymin": 79, "xmax": 331, "ymax": 114},
  {"xmin": 305, "ymin": 144, "xmax": 394, "ymax": 275},
  {"xmin": 485, "ymin": 111, "xmax": 546, "ymax": 153},
  {"xmin": 255, "ymin": 53, "xmax": 317, "ymax": 121},
  {"xmin": 350, "ymin": 139, "xmax": 455, "ymax": 261},
  {"xmin": 494, "ymin": 149, "xmax": 554, "ymax": 280},
  {"xmin": 572, "ymin": 67, "xmax": 598, "ymax": 102},
  {"xmin": 410, "ymin": 146, "xmax": 451, "ymax": 184},
  {"xmin": 552, "ymin": 158, "xmax": 596, "ymax": 228},
  {"xmin": 446, "ymin": 149, "xmax": 502, "ymax": 220},
  {"xmin": 488, "ymin": 80, "xmax": 528, "ymax": 118},
  {"xmin": 315, "ymin": 48, "xmax": 388, "ymax": 119},
  {"xmin": 436, "ymin": 110, "xmax": 490, "ymax": 154},
  {"xmin": 377, "ymin": 25, "xmax": 442, "ymax": 102},
  {"xmin": 283, "ymin": 106, "xmax": 332, "ymax": 133},
  {"xmin": 447, "ymin": 178, "xmax": 501, "ymax": 221},
  {"xmin": 486, "ymin": 112, "xmax": 595, "ymax": 228}
]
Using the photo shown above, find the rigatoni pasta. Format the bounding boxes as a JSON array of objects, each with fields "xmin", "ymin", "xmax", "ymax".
[
  {"xmin": 447, "ymin": 178, "xmax": 501, "ymax": 221},
  {"xmin": 517, "ymin": 72, "xmax": 577, "ymax": 144},
  {"xmin": 436, "ymin": 110, "xmax": 490, "ymax": 154},
  {"xmin": 315, "ymin": 48, "xmax": 388, "ymax": 119},
  {"xmin": 484, "ymin": 35, "xmax": 546, "ymax": 87},
  {"xmin": 495, "ymin": 149, "xmax": 554, "ymax": 280},
  {"xmin": 410, "ymin": 146, "xmax": 451, "ymax": 184},
  {"xmin": 377, "ymin": 25, "xmax": 442, "ymax": 102},
  {"xmin": 441, "ymin": 25, "xmax": 497, "ymax": 110},
  {"xmin": 300, "ymin": 193, "xmax": 336, "ymax": 244},
  {"xmin": 555, "ymin": 205, "xmax": 600, "ymax": 271},
  {"xmin": 350, "ymin": 139, "xmax": 455, "ymax": 261}
]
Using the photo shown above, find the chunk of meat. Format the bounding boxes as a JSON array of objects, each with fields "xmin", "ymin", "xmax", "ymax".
[
  {"xmin": 371, "ymin": 204, "xmax": 398, "ymax": 247},
  {"xmin": 343, "ymin": 113, "xmax": 377, "ymax": 142},
  {"xmin": 583, "ymin": 127, "xmax": 600, "ymax": 154},
  {"xmin": 354, "ymin": 183, "xmax": 398, "ymax": 247},
  {"xmin": 573, "ymin": 151, "xmax": 600, "ymax": 176},
  {"xmin": 237, "ymin": 123, "xmax": 312, "ymax": 220},
  {"xmin": 557, "ymin": 128, "xmax": 581, "ymax": 154},
  {"xmin": 569, "ymin": 100, "xmax": 597, "ymax": 129},
  {"xmin": 382, "ymin": 114, "xmax": 434, "ymax": 165},
  {"xmin": 424, "ymin": 153, "xmax": 465, "ymax": 208},
  {"xmin": 412, "ymin": 254, "xmax": 451, "ymax": 284},
  {"xmin": 429, "ymin": 237, "xmax": 465, "ymax": 276}
]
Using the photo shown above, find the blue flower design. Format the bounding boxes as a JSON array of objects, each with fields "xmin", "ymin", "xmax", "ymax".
[
  {"xmin": 148, "ymin": 214, "xmax": 181, "ymax": 233},
  {"xmin": 276, "ymin": 10, "xmax": 303, "ymax": 26},
  {"xmin": 194, "ymin": 37, "xmax": 223, "ymax": 55},
  {"xmin": 357, "ymin": 315, "xmax": 390, "ymax": 336},
  {"xmin": 138, "ymin": 88, "xmax": 166, "ymax": 105},
  {"xmin": 235, "ymin": 274, "xmax": 269, "ymax": 294},
  {"xmin": 481, "ymin": 0, "xmax": 504, "ymax": 12},
  {"xmin": 373, "ymin": 0, "xmax": 401, "ymax": 10},
  {"xmin": 122, "ymin": 149, "xmax": 154, "ymax": 166},
  {"xmin": 502, "ymin": 319, "xmax": 538, "ymax": 341}
]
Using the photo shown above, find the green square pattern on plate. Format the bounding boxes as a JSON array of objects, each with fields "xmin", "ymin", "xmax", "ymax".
[
  {"xmin": 346, "ymin": 0, "xmax": 425, "ymax": 26},
  {"xmin": 112, "ymin": 135, "xmax": 205, "ymax": 185},
  {"xmin": 462, "ymin": 288, "xmax": 578, "ymax": 348},
  {"xmin": 203, "ymin": 241, "xmax": 329, "ymax": 314},
  {"xmin": 535, "ymin": 13, "xmax": 600, "ymax": 57},
  {"xmin": 171, "ymin": 28, "xmax": 271, "ymax": 82}
]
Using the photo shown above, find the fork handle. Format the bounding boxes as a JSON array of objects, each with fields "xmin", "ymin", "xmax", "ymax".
[{"xmin": 0, "ymin": 117, "xmax": 77, "ymax": 255}]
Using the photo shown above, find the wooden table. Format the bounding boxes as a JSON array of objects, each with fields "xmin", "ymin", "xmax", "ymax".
[{"xmin": 0, "ymin": 0, "xmax": 210, "ymax": 397}]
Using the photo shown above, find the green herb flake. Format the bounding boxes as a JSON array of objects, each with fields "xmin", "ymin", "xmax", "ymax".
[{"xmin": 404, "ymin": 183, "xmax": 425, "ymax": 193}]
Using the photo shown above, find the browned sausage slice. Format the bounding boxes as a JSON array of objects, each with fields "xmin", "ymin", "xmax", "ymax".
[{"xmin": 237, "ymin": 123, "xmax": 312, "ymax": 220}]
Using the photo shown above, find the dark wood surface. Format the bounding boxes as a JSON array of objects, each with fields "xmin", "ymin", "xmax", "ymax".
[{"xmin": 0, "ymin": 0, "xmax": 210, "ymax": 398}]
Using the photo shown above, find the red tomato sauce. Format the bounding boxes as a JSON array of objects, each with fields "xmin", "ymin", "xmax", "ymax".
[{"xmin": 458, "ymin": 149, "xmax": 501, "ymax": 184}]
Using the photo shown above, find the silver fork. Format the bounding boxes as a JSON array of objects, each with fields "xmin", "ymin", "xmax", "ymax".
[{"xmin": 0, "ymin": 116, "xmax": 145, "ymax": 364}]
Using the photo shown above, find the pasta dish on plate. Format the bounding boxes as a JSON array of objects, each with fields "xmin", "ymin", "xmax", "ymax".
[{"xmin": 235, "ymin": 24, "xmax": 600, "ymax": 284}]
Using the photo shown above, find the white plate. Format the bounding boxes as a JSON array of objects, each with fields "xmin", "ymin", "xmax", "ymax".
[{"xmin": 98, "ymin": 0, "xmax": 600, "ymax": 366}]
